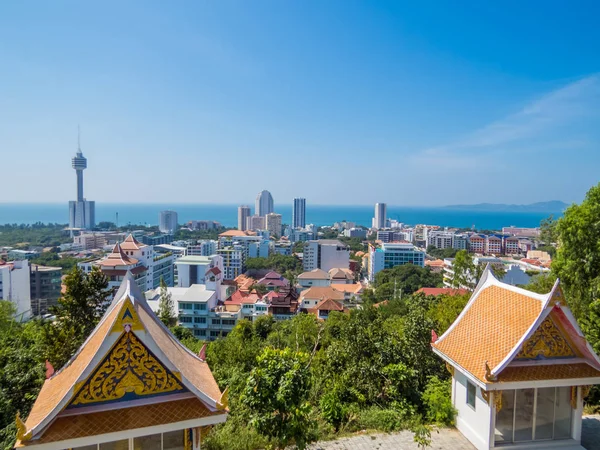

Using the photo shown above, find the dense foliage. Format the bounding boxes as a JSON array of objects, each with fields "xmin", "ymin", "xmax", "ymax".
[
  {"xmin": 0, "ymin": 223, "xmax": 71, "ymax": 247},
  {"xmin": 0, "ymin": 267, "xmax": 110, "ymax": 449},
  {"xmin": 426, "ymin": 246, "xmax": 459, "ymax": 259},
  {"xmin": 246, "ymin": 255, "xmax": 303, "ymax": 280},
  {"xmin": 30, "ymin": 250, "xmax": 79, "ymax": 273},
  {"xmin": 202, "ymin": 293, "xmax": 466, "ymax": 449}
]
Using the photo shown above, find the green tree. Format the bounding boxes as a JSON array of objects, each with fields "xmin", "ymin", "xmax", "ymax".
[
  {"xmin": 552, "ymin": 183, "xmax": 600, "ymax": 317},
  {"xmin": 422, "ymin": 376, "xmax": 455, "ymax": 425},
  {"xmin": 42, "ymin": 267, "xmax": 109, "ymax": 368},
  {"xmin": 0, "ymin": 303, "xmax": 45, "ymax": 449},
  {"xmin": 450, "ymin": 250, "xmax": 475, "ymax": 289},
  {"xmin": 242, "ymin": 347, "xmax": 314, "ymax": 450},
  {"xmin": 374, "ymin": 264, "xmax": 442, "ymax": 295},
  {"xmin": 539, "ymin": 215, "xmax": 558, "ymax": 245},
  {"xmin": 520, "ymin": 273, "xmax": 557, "ymax": 294},
  {"xmin": 157, "ymin": 277, "xmax": 176, "ymax": 327}
]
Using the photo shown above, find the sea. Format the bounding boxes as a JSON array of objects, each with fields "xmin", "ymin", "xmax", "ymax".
[{"xmin": 0, "ymin": 203, "xmax": 561, "ymax": 230}]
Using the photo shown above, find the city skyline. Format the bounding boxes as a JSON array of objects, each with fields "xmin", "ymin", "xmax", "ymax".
[{"xmin": 1, "ymin": 2, "xmax": 599, "ymax": 205}]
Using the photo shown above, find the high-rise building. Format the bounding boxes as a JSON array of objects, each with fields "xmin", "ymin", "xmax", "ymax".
[
  {"xmin": 68, "ymin": 137, "xmax": 95, "ymax": 229},
  {"xmin": 159, "ymin": 210, "xmax": 178, "ymax": 234},
  {"xmin": 246, "ymin": 215, "xmax": 266, "ymax": 231},
  {"xmin": 30, "ymin": 264, "xmax": 62, "ymax": 316},
  {"xmin": 266, "ymin": 213, "xmax": 283, "ymax": 238},
  {"xmin": 292, "ymin": 198, "xmax": 306, "ymax": 228},
  {"xmin": 303, "ymin": 240, "xmax": 350, "ymax": 272},
  {"xmin": 238, "ymin": 205, "xmax": 251, "ymax": 231},
  {"xmin": 372, "ymin": 202, "xmax": 387, "ymax": 229},
  {"xmin": 255, "ymin": 190, "xmax": 274, "ymax": 217}
]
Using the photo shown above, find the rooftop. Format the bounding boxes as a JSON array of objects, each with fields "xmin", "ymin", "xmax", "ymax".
[
  {"xmin": 432, "ymin": 266, "xmax": 600, "ymax": 386},
  {"xmin": 175, "ymin": 255, "xmax": 214, "ymax": 264}
]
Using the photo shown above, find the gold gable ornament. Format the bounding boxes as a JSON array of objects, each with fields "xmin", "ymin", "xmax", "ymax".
[
  {"xmin": 484, "ymin": 361, "xmax": 497, "ymax": 382},
  {"xmin": 493, "ymin": 391, "xmax": 503, "ymax": 412},
  {"xmin": 216, "ymin": 386, "xmax": 229, "ymax": 410},
  {"xmin": 516, "ymin": 316, "xmax": 575, "ymax": 360},
  {"xmin": 70, "ymin": 331, "xmax": 184, "ymax": 406},
  {"xmin": 16, "ymin": 412, "xmax": 32, "ymax": 441},
  {"xmin": 111, "ymin": 296, "xmax": 144, "ymax": 333}
]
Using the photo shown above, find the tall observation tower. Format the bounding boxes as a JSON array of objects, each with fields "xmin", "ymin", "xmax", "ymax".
[
  {"xmin": 72, "ymin": 147, "xmax": 87, "ymax": 202},
  {"xmin": 68, "ymin": 131, "xmax": 95, "ymax": 229}
]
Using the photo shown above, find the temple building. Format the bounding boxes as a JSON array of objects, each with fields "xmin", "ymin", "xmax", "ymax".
[
  {"xmin": 433, "ymin": 266, "xmax": 600, "ymax": 450},
  {"xmin": 16, "ymin": 272, "xmax": 228, "ymax": 450}
]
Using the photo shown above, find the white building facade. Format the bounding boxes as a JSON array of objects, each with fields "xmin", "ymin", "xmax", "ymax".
[
  {"xmin": 303, "ymin": 240, "xmax": 350, "ymax": 272},
  {"xmin": 368, "ymin": 241, "xmax": 425, "ymax": 281},
  {"xmin": 255, "ymin": 190, "xmax": 274, "ymax": 217},
  {"xmin": 372, "ymin": 202, "xmax": 387, "ymax": 229},
  {"xmin": 159, "ymin": 210, "xmax": 178, "ymax": 234},
  {"xmin": 0, "ymin": 260, "xmax": 31, "ymax": 319}
]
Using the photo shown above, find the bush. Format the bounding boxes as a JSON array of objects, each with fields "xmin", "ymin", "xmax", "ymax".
[
  {"xmin": 422, "ymin": 376, "xmax": 456, "ymax": 426},
  {"xmin": 347, "ymin": 405, "xmax": 414, "ymax": 432}
]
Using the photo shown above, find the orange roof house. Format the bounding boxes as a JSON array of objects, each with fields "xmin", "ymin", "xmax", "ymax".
[
  {"xmin": 432, "ymin": 265, "xmax": 600, "ymax": 449},
  {"xmin": 16, "ymin": 272, "xmax": 228, "ymax": 449},
  {"xmin": 308, "ymin": 298, "xmax": 346, "ymax": 320}
]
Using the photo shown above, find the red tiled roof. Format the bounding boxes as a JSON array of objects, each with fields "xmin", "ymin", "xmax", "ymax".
[
  {"xmin": 120, "ymin": 234, "xmax": 146, "ymax": 251},
  {"xmin": 97, "ymin": 243, "xmax": 138, "ymax": 267},
  {"xmin": 207, "ymin": 267, "xmax": 221, "ymax": 276}
]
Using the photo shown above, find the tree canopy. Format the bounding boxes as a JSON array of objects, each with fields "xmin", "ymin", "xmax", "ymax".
[{"xmin": 552, "ymin": 183, "xmax": 600, "ymax": 318}]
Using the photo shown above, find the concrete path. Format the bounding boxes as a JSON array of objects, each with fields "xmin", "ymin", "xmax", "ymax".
[{"xmin": 308, "ymin": 415, "xmax": 600, "ymax": 450}]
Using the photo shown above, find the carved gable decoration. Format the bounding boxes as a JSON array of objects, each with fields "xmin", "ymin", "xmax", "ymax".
[
  {"xmin": 68, "ymin": 331, "xmax": 186, "ymax": 408},
  {"xmin": 516, "ymin": 315, "xmax": 576, "ymax": 360},
  {"xmin": 111, "ymin": 296, "xmax": 144, "ymax": 333}
]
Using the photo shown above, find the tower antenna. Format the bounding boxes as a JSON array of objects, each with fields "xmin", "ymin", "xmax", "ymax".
[{"xmin": 77, "ymin": 125, "xmax": 81, "ymax": 151}]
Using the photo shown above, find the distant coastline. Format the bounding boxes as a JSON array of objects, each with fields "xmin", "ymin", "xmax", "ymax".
[
  {"xmin": 0, "ymin": 203, "xmax": 563, "ymax": 230},
  {"xmin": 443, "ymin": 200, "xmax": 568, "ymax": 213}
]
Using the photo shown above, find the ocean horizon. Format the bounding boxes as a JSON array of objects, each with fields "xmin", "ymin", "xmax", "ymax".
[{"xmin": 0, "ymin": 203, "xmax": 560, "ymax": 230}]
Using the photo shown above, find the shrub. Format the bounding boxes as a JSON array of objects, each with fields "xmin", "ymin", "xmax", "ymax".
[{"xmin": 422, "ymin": 376, "xmax": 456, "ymax": 426}]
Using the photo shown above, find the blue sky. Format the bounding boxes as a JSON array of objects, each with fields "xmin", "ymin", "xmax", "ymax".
[{"xmin": 1, "ymin": 1, "xmax": 599, "ymax": 206}]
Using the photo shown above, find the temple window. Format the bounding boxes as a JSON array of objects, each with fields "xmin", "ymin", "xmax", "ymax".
[
  {"xmin": 466, "ymin": 380, "xmax": 476, "ymax": 410},
  {"xmin": 494, "ymin": 386, "xmax": 572, "ymax": 444},
  {"xmin": 70, "ymin": 430, "xmax": 185, "ymax": 450}
]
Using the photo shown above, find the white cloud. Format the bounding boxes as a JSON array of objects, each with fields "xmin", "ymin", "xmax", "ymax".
[{"xmin": 413, "ymin": 74, "xmax": 600, "ymax": 166}]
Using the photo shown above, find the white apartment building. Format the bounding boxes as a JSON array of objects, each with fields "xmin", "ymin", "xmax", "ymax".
[
  {"xmin": 175, "ymin": 254, "xmax": 224, "ymax": 287},
  {"xmin": 303, "ymin": 240, "xmax": 350, "ymax": 272},
  {"xmin": 146, "ymin": 267, "xmax": 239, "ymax": 340},
  {"xmin": 218, "ymin": 230, "xmax": 269, "ymax": 277},
  {"xmin": 159, "ymin": 210, "xmax": 178, "ymax": 234},
  {"xmin": 0, "ymin": 260, "xmax": 31, "ymax": 319},
  {"xmin": 79, "ymin": 235, "xmax": 176, "ymax": 291},
  {"xmin": 427, "ymin": 232, "xmax": 454, "ymax": 249},
  {"xmin": 368, "ymin": 242, "xmax": 425, "ymax": 282},
  {"xmin": 73, "ymin": 233, "xmax": 107, "ymax": 250},
  {"xmin": 186, "ymin": 240, "xmax": 218, "ymax": 256},
  {"xmin": 246, "ymin": 215, "xmax": 265, "ymax": 231},
  {"xmin": 255, "ymin": 190, "xmax": 274, "ymax": 217},
  {"xmin": 289, "ymin": 228, "xmax": 315, "ymax": 243},
  {"xmin": 372, "ymin": 202, "xmax": 387, "ymax": 229},
  {"xmin": 238, "ymin": 205, "xmax": 251, "ymax": 231},
  {"xmin": 265, "ymin": 213, "xmax": 282, "ymax": 238}
]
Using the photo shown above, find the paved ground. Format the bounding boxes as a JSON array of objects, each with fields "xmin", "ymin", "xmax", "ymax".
[{"xmin": 307, "ymin": 415, "xmax": 600, "ymax": 450}]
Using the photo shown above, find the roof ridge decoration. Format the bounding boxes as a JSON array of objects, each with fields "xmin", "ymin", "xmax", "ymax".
[
  {"xmin": 67, "ymin": 330, "xmax": 186, "ymax": 408},
  {"xmin": 111, "ymin": 296, "xmax": 145, "ymax": 333}
]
